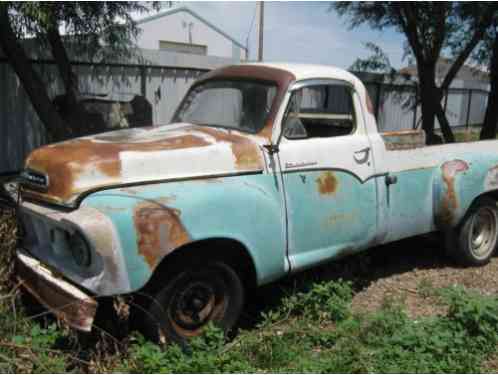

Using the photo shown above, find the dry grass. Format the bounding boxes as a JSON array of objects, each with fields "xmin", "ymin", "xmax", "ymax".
[{"xmin": 0, "ymin": 208, "xmax": 17, "ymax": 291}]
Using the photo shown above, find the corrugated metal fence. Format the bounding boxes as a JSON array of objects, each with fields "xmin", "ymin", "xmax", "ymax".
[
  {"xmin": 364, "ymin": 81, "xmax": 489, "ymax": 132},
  {"xmin": 0, "ymin": 57, "xmax": 212, "ymax": 172}
]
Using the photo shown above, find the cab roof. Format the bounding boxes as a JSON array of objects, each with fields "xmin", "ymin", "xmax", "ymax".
[{"xmin": 245, "ymin": 62, "xmax": 361, "ymax": 86}]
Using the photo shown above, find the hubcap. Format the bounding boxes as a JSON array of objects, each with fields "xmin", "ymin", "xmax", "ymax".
[
  {"xmin": 167, "ymin": 267, "xmax": 229, "ymax": 337},
  {"xmin": 172, "ymin": 281, "xmax": 216, "ymax": 330},
  {"xmin": 469, "ymin": 206, "xmax": 497, "ymax": 260}
]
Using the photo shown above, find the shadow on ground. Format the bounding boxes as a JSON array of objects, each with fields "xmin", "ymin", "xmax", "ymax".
[{"xmin": 239, "ymin": 233, "xmax": 458, "ymax": 329}]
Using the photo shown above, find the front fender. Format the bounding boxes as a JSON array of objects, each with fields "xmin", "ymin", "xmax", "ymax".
[{"xmin": 82, "ymin": 174, "xmax": 287, "ymax": 293}]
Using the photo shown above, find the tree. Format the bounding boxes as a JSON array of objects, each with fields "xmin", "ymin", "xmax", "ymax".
[
  {"xmin": 481, "ymin": 31, "xmax": 498, "ymax": 139},
  {"xmin": 334, "ymin": 2, "xmax": 495, "ymax": 144},
  {"xmin": 0, "ymin": 2, "xmax": 157, "ymax": 141},
  {"xmin": 474, "ymin": 23, "xmax": 498, "ymax": 140}
]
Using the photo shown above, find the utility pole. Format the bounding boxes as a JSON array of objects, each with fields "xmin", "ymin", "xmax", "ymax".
[{"xmin": 256, "ymin": 1, "xmax": 264, "ymax": 61}]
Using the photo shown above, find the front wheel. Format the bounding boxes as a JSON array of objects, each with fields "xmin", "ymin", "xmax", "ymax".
[
  {"xmin": 448, "ymin": 196, "xmax": 498, "ymax": 266},
  {"xmin": 142, "ymin": 259, "xmax": 244, "ymax": 345}
]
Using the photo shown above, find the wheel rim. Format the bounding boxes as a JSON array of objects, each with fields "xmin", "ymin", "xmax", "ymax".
[
  {"xmin": 469, "ymin": 206, "xmax": 498, "ymax": 260},
  {"xmin": 167, "ymin": 267, "xmax": 229, "ymax": 337}
]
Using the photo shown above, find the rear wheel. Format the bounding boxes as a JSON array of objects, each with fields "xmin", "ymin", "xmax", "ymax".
[
  {"xmin": 448, "ymin": 196, "xmax": 498, "ymax": 266},
  {"xmin": 142, "ymin": 259, "xmax": 244, "ymax": 345}
]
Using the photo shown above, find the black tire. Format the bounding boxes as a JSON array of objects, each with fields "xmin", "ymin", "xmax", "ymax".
[
  {"xmin": 448, "ymin": 196, "xmax": 498, "ymax": 266},
  {"xmin": 142, "ymin": 258, "xmax": 244, "ymax": 346}
]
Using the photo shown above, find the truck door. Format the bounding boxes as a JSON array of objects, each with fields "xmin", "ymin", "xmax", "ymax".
[{"xmin": 276, "ymin": 80, "xmax": 378, "ymax": 272}]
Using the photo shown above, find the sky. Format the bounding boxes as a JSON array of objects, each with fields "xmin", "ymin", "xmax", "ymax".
[{"xmin": 152, "ymin": 1, "xmax": 408, "ymax": 69}]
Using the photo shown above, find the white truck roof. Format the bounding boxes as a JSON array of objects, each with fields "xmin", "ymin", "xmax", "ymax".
[{"xmin": 245, "ymin": 62, "xmax": 361, "ymax": 85}]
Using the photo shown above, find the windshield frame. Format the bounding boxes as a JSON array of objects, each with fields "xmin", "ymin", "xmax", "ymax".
[{"xmin": 171, "ymin": 78, "xmax": 281, "ymax": 135}]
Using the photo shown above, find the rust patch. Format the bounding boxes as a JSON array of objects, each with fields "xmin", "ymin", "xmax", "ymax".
[
  {"xmin": 316, "ymin": 171, "xmax": 338, "ymax": 195},
  {"xmin": 485, "ymin": 165, "xmax": 498, "ymax": 189},
  {"xmin": 133, "ymin": 200, "xmax": 190, "ymax": 269},
  {"xmin": 381, "ymin": 130, "xmax": 426, "ymax": 150},
  {"xmin": 17, "ymin": 255, "xmax": 97, "ymax": 331},
  {"xmin": 323, "ymin": 211, "xmax": 357, "ymax": 227},
  {"xmin": 439, "ymin": 160, "xmax": 469, "ymax": 227},
  {"xmin": 194, "ymin": 127, "xmax": 264, "ymax": 170},
  {"xmin": 381, "ymin": 130, "xmax": 422, "ymax": 137},
  {"xmin": 24, "ymin": 134, "xmax": 211, "ymax": 202}
]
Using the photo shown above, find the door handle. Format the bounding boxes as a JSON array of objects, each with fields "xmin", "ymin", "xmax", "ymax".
[
  {"xmin": 385, "ymin": 174, "xmax": 398, "ymax": 185},
  {"xmin": 353, "ymin": 147, "xmax": 370, "ymax": 164}
]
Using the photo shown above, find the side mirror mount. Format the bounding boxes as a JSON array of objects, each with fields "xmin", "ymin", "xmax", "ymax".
[{"xmin": 263, "ymin": 143, "xmax": 279, "ymax": 155}]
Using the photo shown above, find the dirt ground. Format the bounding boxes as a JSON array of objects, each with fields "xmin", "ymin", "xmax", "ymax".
[
  {"xmin": 350, "ymin": 235, "xmax": 498, "ymax": 318},
  {"xmin": 244, "ymin": 233, "xmax": 498, "ymax": 326}
]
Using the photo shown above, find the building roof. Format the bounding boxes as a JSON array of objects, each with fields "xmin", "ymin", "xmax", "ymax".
[
  {"xmin": 400, "ymin": 58, "xmax": 489, "ymax": 82},
  {"xmin": 136, "ymin": 6, "xmax": 247, "ymax": 52}
]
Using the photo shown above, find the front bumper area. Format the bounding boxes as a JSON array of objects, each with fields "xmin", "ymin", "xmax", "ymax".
[{"xmin": 16, "ymin": 250, "xmax": 97, "ymax": 332}]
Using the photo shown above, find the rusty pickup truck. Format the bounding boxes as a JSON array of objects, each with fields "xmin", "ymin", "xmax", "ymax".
[{"xmin": 8, "ymin": 63, "xmax": 498, "ymax": 344}]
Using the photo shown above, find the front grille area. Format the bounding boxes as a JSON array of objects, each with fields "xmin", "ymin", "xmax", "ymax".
[
  {"xmin": 21, "ymin": 169, "xmax": 48, "ymax": 190},
  {"xmin": 19, "ymin": 210, "xmax": 99, "ymax": 281}
]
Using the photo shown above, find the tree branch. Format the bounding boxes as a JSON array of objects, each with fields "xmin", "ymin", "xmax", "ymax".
[
  {"xmin": 440, "ymin": 13, "xmax": 494, "ymax": 91},
  {"xmin": 398, "ymin": 5, "xmax": 425, "ymax": 62},
  {"xmin": 0, "ymin": 4, "xmax": 67, "ymax": 141}
]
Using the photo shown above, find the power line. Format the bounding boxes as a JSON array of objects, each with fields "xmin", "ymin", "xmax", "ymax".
[{"xmin": 245, "ymin": 3, "xmax": 257, "ymax": 60}]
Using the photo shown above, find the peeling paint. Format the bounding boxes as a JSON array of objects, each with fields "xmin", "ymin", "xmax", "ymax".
[
  {"xmin": 439, "ymin": 160, "xmax": 469, "ymax": 227},
  {"xmin": 316, "ymin": 171, "xmax": 338, "ymax": 195},
  {"xmin": 23, "ymin": 124, "xmax": 269, "ymax": 206},
  {"xmin": 485, "ymin": 165, "xmax": 498, "ymax": 190},
  {"xmin": 19, "ymin": 202, "xmax": 131, "ymax": 295},
  {"xmin": 323, "ymin": 211, "xmax": 357, "ymax": 227},
  {"xmin": 133, "ymin": 201, "xmax": 190, "ymax": 269},
  {"xmin": 17, "ymin": 251, "xmax": 97, "ymax": 332},
  {"xmin": 25, "ymin": 134, "xmax": 212, "ymax": 203},
  {"xmin": 381, "ymin": 130, "xmax": 426, "ymax": 150},
  {"xmin": 194, "ymin": 127, "xmax": 264, "ymax": 170}
]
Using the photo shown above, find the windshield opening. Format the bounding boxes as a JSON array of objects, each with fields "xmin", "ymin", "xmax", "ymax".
[{"xmin": 172, "ymin": 80, "xmax": 277, "ymax": 133}]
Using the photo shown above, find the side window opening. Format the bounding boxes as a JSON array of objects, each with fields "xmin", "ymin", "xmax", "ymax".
[{"xmin": 284, "ymin": 84, "xmax": 356, "ymax": 139}]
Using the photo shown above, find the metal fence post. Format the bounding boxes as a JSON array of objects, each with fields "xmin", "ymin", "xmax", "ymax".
[
  {"xmin": 443, "ymin": 89, "xmax": 448, "ymax": 112},
  {"xmin": 466, "ymin": 89, "xmax": 473, "ymax": 129},
  {"xmin": 140, "ymin": 65, "xmax": 147, "ymax": 97},
  {"xmin": 412, "ymin": 84, "xmax": 418, "ymax": 129},
  {"xmin": 375, "ymin": 82, "xmax": 381, "ymax": 119}
]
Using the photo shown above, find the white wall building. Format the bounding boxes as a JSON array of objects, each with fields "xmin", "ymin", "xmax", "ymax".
[{"xmin": 136, "ymin": 6, "xmax": 247, "ymax": 62}]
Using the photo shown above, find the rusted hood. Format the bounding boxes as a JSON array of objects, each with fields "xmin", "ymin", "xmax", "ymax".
[{"xmin": 23, "ymin": 123, "xmax": 267, "ymax": 206}]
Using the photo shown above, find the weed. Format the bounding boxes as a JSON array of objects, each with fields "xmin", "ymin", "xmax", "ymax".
[
  {"xmin": 260, "ymin": 279, "xmax": 353, "ymax": 326},
  {"xmin": 417, "ymin": 277, "xmax": 436, "ymax": 298}
]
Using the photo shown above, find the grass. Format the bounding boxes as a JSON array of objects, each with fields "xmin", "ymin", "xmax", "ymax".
[{"xmin": 3, "ymin": 208, "xmax": 498, "ymax": 373}]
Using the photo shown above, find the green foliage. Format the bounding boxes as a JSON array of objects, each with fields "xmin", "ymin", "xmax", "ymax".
[
  {"xmin": 120, "ymin": 324, "xmax": 257, "ymax": 373},
  {"xmin": 349, "ymin": 42, "xmax": 396, "ymax": 75},
  {"xmin": 3, "ymin": 266, "xmax": 498, "ymax": 373},
  {"xmin": 5, "ymin": 2, "xmax": 160, "ymax": 62},
  {"xmin": 0, "ymin": 208, "xmax": 17, "ymax": 291},
  {"xmin": 260, "ymin": 280, "xmax": 353, "ymax": 326},
  {"xmin": 0, "ymin": 302, "xmax": 69, "ymax": 373}
]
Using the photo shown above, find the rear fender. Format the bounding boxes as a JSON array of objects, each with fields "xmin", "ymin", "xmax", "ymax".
[{"xmin": 433, "ymin": 155, "xmax": 498, "ymax": 231}]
